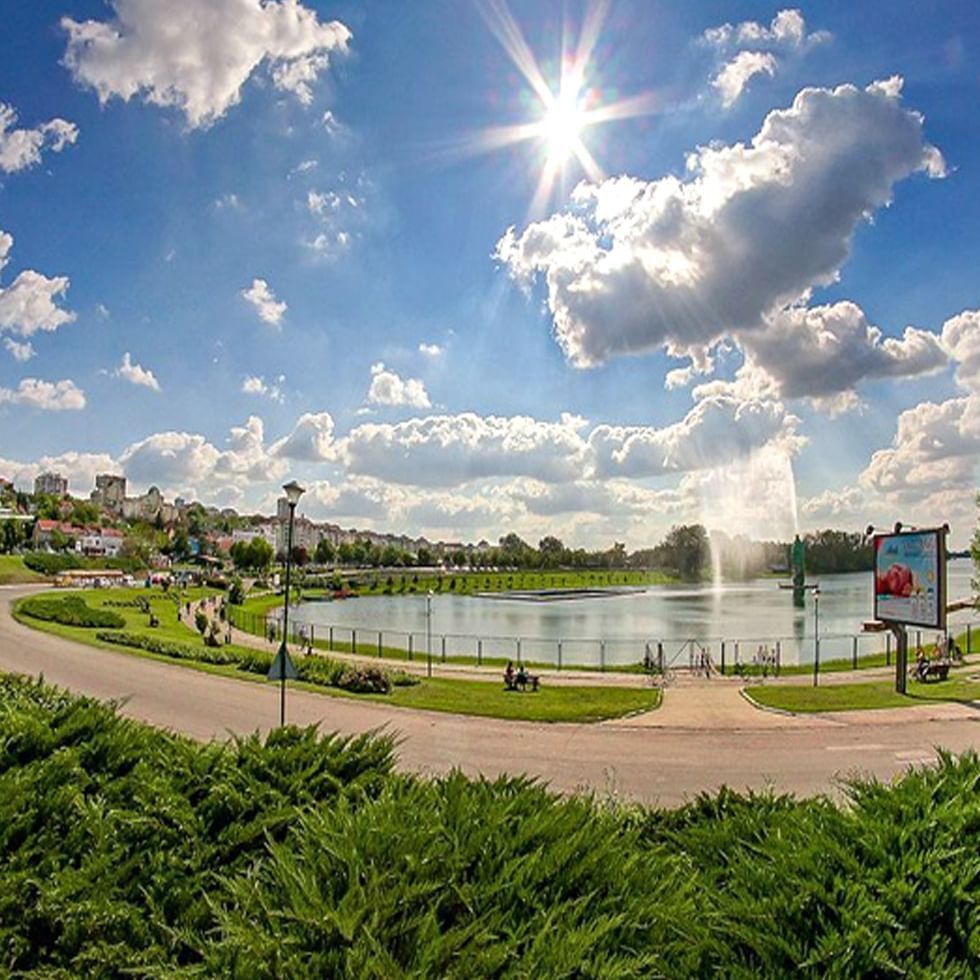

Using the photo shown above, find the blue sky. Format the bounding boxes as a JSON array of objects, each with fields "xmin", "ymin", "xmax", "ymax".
[{"xmin": 1, "ymin": 1, "xmax": 978, "ymax": 547}]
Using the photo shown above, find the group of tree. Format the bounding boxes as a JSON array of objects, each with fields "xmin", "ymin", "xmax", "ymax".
[{"xmin": 230, "ymin": 536, "xmax": 274, "ymax": 571}]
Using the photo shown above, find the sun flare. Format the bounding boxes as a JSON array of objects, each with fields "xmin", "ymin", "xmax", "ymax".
[{"xmin": 540, "ymin": 89, "xmax": 586, "ymax": 165}]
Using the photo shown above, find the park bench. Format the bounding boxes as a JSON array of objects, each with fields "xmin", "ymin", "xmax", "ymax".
[
  {"xmin": 504, "ymin": 672, "xmax": 540, "ymax": 693},
  {"xmin": 911, "ymin": 660, "xmax": 951, "ymax": 683}
]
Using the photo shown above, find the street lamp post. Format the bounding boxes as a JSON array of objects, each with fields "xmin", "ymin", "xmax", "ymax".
[
  {"xmin": 426, "ymin": 590, "xmax": 433, "ymax": 678},
  {"xmin": 812, "ymin": 586, "xmax": 821, "ymax": 687},
  {"xmin": 277, "ymin": 480, "xmax": 305, "ymax": 725}
]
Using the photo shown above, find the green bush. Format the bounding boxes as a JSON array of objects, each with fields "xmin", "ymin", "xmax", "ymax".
[
  {"xmin": 96, "ymin": 630, "xmax": 239, "ymax": 666},
  {"xmin": 22, "ymin": 552, "xmax": 81, "ymax": 575},
  {"xmin": 335, "ymin": 665, "xmax": 391, "ymax": 694},
  {"xmin": 20, "ymin": 595, "xmax": 125, "ymax": 629},
  {"xmin": 0, "ymin": 675, "xmax": 978, "ymax": 976}
]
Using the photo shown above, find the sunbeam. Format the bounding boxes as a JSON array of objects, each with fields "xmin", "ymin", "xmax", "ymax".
[{"xmin": 472, "ymin": 0, "xmax": 661, "ymax": 211}]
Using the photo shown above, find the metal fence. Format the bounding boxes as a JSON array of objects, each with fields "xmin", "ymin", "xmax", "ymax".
[{"xmin": 228, "ymin": 605, "xmax": 980, "ymax": 674}]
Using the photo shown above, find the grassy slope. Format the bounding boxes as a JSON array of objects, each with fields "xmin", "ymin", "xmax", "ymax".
[
  {"xmin": 0, "ymin": 555, "xmax": 43, "ymax": 585},
  {"xmin": 746, "ymin": 675, "xmax": 980, "ymax": 713},
  {"xmin": 14, "ymin": 588, "xmax": 659, "ymax": 723}
]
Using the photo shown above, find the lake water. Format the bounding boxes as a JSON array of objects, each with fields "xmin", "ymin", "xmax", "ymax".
[{"xmin": 289, "ymin": 560, "xmax": 977, "ymax": 668}]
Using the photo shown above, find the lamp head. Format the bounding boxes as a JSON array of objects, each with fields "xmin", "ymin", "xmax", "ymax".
[{"xmin": 282, "ymin": 480, "xmax": 305, "ymax": 507}]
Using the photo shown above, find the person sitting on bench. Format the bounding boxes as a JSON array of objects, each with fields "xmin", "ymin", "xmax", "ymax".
[{"xmin": 914, "ymin": 648, "xmax": 929, "ymax": 683}]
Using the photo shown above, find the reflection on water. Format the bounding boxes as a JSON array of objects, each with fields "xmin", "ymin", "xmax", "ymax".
[{"xmin": 291, "ymin": 562, "xmax": 976, "ymax": 668}]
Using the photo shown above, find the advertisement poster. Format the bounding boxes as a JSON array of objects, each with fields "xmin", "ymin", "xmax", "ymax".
[{"xmin": 874, "ymin": 530, "xmax": 946, "ymax": 628}]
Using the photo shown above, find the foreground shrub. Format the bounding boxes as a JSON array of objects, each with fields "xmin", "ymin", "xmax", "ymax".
[
  {"xmin": 0, "ymin": 674, "xmax": 978, "ymax": 977},
  {"xmin": 19, "ymin": 595, "xmax": 125, "ymax": 629}
]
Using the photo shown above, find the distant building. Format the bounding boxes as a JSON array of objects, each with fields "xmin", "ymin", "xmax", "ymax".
[
  {"xmin": 34, "ymin": 472, "xmax": 68, "ymax": 497},
  {"xmin": 91, "ymin": 473, "xmax": 127, "ymax": 511},
  {"xmin": 120, "ymin": 486, "xmax": 178, "ymax": 525}
]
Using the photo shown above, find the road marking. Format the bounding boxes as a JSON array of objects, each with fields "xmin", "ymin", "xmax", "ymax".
[
  {"xmin": 894, "ymin": 750, "xmax": 936, "ymax": 764},
  {"xmin": 824, "ymin": 743, "xmax": 887, "ymax": 752}
]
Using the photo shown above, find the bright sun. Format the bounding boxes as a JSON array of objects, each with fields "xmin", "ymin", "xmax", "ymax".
[{"xmin": 540, "ymin": 90, "xmax": 586, "ymax": 165}]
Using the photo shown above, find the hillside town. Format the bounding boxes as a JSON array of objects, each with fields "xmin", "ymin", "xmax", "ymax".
[{"xmin": 0, "ymin": 470, "xmax": 483, "ymax": 568}]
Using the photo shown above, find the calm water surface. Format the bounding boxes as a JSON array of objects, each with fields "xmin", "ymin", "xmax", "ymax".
[{"xmin": 290, "ymin": 561, "xmax": 976, "ymax": 668}]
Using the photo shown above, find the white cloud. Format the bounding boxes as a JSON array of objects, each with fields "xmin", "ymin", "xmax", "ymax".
[
  {"xmin": 0, "ymin": 378, "xmax": 86, "ymax": 411},
  {"xmin": 0, "ymin": 231, "xmax": 76, "ymax": 338},
  {"xmin": 62, "ymin": 0, "xmax": 351, "ymax": 129},
  {"xmin": 3, "ymin": 338, "xmax": 36, "ymax": 362},
  {"xmin": 367, "ymin": 362, "xmax": 431, "ymax": 409},
  {"xmin": 214, "ymin": 193, "xmax": 242, "ymax": 210},
  {"xmin": 0, "ymin": 103, "xmax": 78, "ymax": 174},
  {"xmin": 241, "ymin": 278, "xmax": 286, "ymax": 327},
  {"xmin": 115, "ymin": 351, "xmax": 161, "ymax": 391},
  {"xmin": 589, "ymin": 395, "xmax": 801, "ymax": 478},
  {"xmin": 242, "ymin": 374, "xmax": 285, "ymax": 403},
  {"xmin": 703, "ymin": 9, "xmax": 822, "ymax": 51},
  {"xmin": 341, "ymin": 413, "xmax": 589, "ymax": 488},
  {"xmin": 419, "ymin": 342, "xmax": 443, "ymax": 357},
  {"xmin": 496, "ymin": 79, "xmax": 944, "ymax": 367},
  {"xmin": 738, "ymin": 301, "xmax": 948, "ymax": 411},
  {"xmin": 119, "ymin": 416, "xmax": 286, "ymax": 495},
  {"xmin": 272, "ymin": 411, "xmax": 335, "ymax": 461},
  {"xmin": 941, "ymin": 309, "xmax": 980, "ymax": 393},
  {"xmin": 859, "ymin": 394, "xmax": 980, "ymax": 499},
  {"xmin": 0, "ymin": 451, "xmax": 119, "ymax": 493},
  {"xmin": 711, "ymin": 51, "xmax": 777, "ymax": 107},
  {"xmin": 95, "ymin": 302, "xmax": 110, "ymax": 319}
]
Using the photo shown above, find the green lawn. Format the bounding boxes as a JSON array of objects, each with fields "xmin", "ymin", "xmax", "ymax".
[
  {"xmin": 0, "ymin": 555, "xmax": 44, "ymax": 585},
  {"xmin": 746, "ymin": 675, "xmax": 980, "ymax": 713},
  {"xmin": 15, "ymin": 587, "xmax": 659, "ymax": 723}
]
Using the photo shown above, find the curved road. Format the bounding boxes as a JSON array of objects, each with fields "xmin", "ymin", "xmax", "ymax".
[{"xmin": 2, "ymin": 585, "xmax": 979, "ymax": 806}]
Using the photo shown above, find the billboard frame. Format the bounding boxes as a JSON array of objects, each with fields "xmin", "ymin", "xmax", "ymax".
[{"xmin": 873, "ymin": 526, "xmax": 948, "ymax": 632}]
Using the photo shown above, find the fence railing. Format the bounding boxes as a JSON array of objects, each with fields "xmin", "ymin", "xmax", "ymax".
[{"xmin": 227, "ymin": 605, "xmax": 980, "ymax": 675}]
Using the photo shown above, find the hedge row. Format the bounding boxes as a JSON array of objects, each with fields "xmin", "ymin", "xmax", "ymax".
[
  {"xmin": 94, "ymin": 631, "xmax": 411, "ymax": 694},
  {"xmin": 20, "ymin": 595, "xmax": 125, "ymax": 629}
]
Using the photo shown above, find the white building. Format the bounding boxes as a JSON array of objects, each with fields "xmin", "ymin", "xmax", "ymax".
[{"xmin": 77, "ymin": 527, "xmax": 124, "ymax": 557}]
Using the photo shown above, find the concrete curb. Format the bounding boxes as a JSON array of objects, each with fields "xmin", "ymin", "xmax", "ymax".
[{"xmin": 740, "ymin": 686, "xmax": 799, "ymax": 717}]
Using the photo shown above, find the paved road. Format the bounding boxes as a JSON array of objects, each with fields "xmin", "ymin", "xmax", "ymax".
[{"xmin": 3, "ymin": 585, "xmax": 979, "ymax": 806}]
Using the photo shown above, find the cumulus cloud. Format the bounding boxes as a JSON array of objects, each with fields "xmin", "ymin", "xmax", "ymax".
[
  {"xmin": 3, "ymin": 338, "xmax": 35, "ymax": 362},
  {"xmin": 703, "ymin": 9, "xmax": 818, "ymax": 50},
  {"xmin": 739, "ymin": 301, "xmax": 947, "ymax": 412},
  {"xmin": 0, "ymin": 103, "xmax": 78, "ymax": 174},
  {"xmin": 367, "ymin": 362, "xmax": 431, "ymax": 409},
  {"xmin": 61, "ymin": 0, "xmax": 351, "ymax": 129},
  {"xmin": 510, "ymin": 478, "xmax": 684, "ymax": 519},
  {"xmin": 272, "ymin": 411, "xmax": 335, "ymax": 461},
  {"xmin": 0, "ymin": 378, "xmax": 86, "ymax": 411},
  {"xmin": 711, "ymin": 51, "xmax": 777, "ymax": 107},
  {"xmin": 341, "ymin": 413, "xmax": 589, "ymax": 488},
  {"xmin": 941, "ymin": 309, "xmax": 980, "ymax": 392},
  {"xmin": 589, "ymin": 395, "xmax": 801, "ymax": 478},
  {"xmin": 419, "ymin": 342, "xmax": 443, "ymax": 357},
  {"xmin": 0, "ymin": 451, "xmax": 119, "ymax": 493},
  {"xmin": 241, "ymin": 278, "xmax": 286, "ymax": 327},
  {"xmin": 242, "ymin": 374, "xmax": 285, "ymax": 403},
  {"xmin": 496, "ymin": 78, "xmax": 944, "ymax": 368},
  {"xmin": 704, "ymin": 10, "xmax": 829, "ymax": 108},
  {"xmin": 118, "ymin": 416, "xmax": 287, "ymax": 495},
  {"xmin": 0, "ymin": 230, "xmax": 76, "ymax": 338},
  {"xmin": 859, "ymin": 395, "xmax": 980, "ymax": 499},
  {"xmin": 115, "ymin": 351, "xmax": 161, "ymax": 391}
]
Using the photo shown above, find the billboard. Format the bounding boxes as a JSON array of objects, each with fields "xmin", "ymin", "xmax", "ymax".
[{"xmin": 873, "ymin": 529, "xmax": 946, "ymax": 629}]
